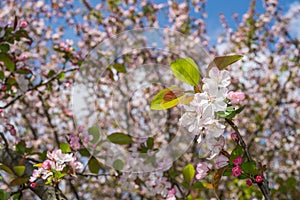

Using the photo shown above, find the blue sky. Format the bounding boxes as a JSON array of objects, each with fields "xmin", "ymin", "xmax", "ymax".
[{"xmin": 204, "ymin": 0, "xmax": 299, "ymax": 43}]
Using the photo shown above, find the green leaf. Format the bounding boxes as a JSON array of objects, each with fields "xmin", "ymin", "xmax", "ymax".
[
  {"xmin": 13, "ymin": 166, "xmax": 25, "ymax": 177},
  {"xmin": 52, "ymin": 169, "xmax": 66, "ymax": 179},
  {"xmin": 0, "ymin": 189, "xmax": 10, "ymax": 200},
  {"xmin": 79, "ymin": 148, "xmax": 90, "ymax": 157},
  {"xmin": 235, "ymin": 105, "xmax": 245, "ymax": 114},
  {"xmin": 241, "ymin": 161, "xmax": 258, "ymax": 175},
  {"xmin": 108, "ymin": 132, "xmax": 132, "ymax": 145},
  {"xmin": 150, "ymin": 86, "xmax": 186, "ymax": 110},
  {"xmin": 183, "ymin": 164, "xmax": 195, "ymax": 184},
  {"xmin": 229, "ymin": 146, "xmax": 243, "ymax": 164},
  {"xmin": 0, "ymin": 71, "xmax": 4, "ymax": 80},
  {"xmin": 112, "ymin": 159, "xmax": 124, "ymax": 171},
  {"xmin": 171, "ymin": 57, "xmax": 200, "ymax": 86},
  {"xmin": 237, "ymin": 174, "xmax": 248, "ymax": 179},
  {"xmin": 9, "ymin": 177, "xmax": 29, "ymax": 186},
  {"xmin": 88, "ymin": 126, "xmax": 100, "ymax": 144},
  {"xmin": 7, "ymin": 77, "xmax": 17, "ymax": 86},
  {"xmin": 146, "ymin": 137, "xmax": 154, "ymax": 149},
  {"xmin": 88, "ymin": 157, "xmax": 101, "ymax": 173},
  {"xmin": 60, "ymin": 142, "xmax": 71, "ymax": 153},
  {"xmin": 0, "ymin": 44, "xmax": 10, "ymax": 53},
  {"xmin": 207, "ymin": 55, "xmax": 243, "ymax": 73},
  {"xmin": 14, "ymin": 30, "xmax": 33, "ymax": 43},
  {"xmin": 223, "ymin": 168, "xmax": 232, "ymax": 176},
  {"xmin": 58, "ymin": 72, "xmax": 65, "ymax": 80},
  {"xmin": 192, "ymin": 181, "xmax": 205, "ymax": 189},
  {"xmin": 16, "ymin": 67, "xmax": 31, "ymax": 75},
  {"xmin": 15, "ymin": 141, "xmax": 26, "ymax": 154},
  {"xmin": 0, "ymin": 164, "xmax": 14, "ymax": 175},
  {"xmin": 111, "ymin": 63, "xmax": 127, "ymax": 73},
  {"xmin": 48, "ymin": 70, "xmax": 56, "ymax": 77},
  {"xmin": 0, "ymin": 52, "xmax": 15, "ymax": 72}
]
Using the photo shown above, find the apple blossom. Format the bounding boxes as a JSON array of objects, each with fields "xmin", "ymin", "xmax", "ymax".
[
  {"xmin": 196, "ymin": 162, "xmax": 210, "ymax": 180},
  {"xmin": 215, "ymin": 154, "xmax": 229, "ymax": 169}
]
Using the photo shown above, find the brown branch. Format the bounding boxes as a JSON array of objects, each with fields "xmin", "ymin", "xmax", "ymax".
[
  {"xmin": 225, "ymin": 118, "xmax": 271, "ymax": 200},
  {"xmin": 0, "ymin": 148, "xmax": 67, "ymax": 200}
]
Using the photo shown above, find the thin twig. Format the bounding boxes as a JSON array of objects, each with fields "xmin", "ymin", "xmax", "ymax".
[
  {"xmin": 0, "ymin": 132, "xmax": 9, "ymax": 150},
  {"xmin": 0, "ymin": 67, "xmax": 79, "ymax": 110}
]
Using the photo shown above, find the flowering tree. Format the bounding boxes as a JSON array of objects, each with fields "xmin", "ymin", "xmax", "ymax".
[{"xmin": 0, "ymin": 0, "xmax": 299, "ymax": 199}]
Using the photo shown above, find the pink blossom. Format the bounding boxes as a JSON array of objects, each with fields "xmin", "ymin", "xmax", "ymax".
[
  {"xmin": 42, "ymin": 160, "xmax": 52, "ymax": 170},
  {"xmin": 70, "ymin": 160, "xmax": 84, "ymax": 172},
  {"xmin": 69, "ymin": 134, "xmax": 81, "ymax": 151},
  {"xmin": 20, "ymin": 21, "xmax": 28, "ymax": 28},
  {"xmin": 255, "ymin": 175, "xmax": 263, "ymax": 183},
  {"xmin": 1, "ymin": 85, "xmax": 6, "ymax": 90},
  {"xmin": 233, "ymin": 157, "xmax": 243, "ymax": 166},
  {"xmin": 246, "ymin": 179, "xmax": 253, "ymax": 186},
  {"xmin": 215, "ymin": 154, "xmax": 229, "ymax": 169},
  {"xmin": 232, "ymin": 165, "xmax": 241, "ymax": 177},
  {"xmin": 227, "ymin": 91, "xmax": 245, "ymax": 104},
  {"xmin": 195, "ymin": 162, "xmax": 209, "ymax": 180},
  {"xmin": 231, "ymin": 132, "xmax": 238, "ymax": 141},
  {"xmin": 29, "ymin": 168, "xmax": 42, "ymax": 182},
  {"xmin": 166, "ymin": 188, "xmax": 176, "ymax": 200}
]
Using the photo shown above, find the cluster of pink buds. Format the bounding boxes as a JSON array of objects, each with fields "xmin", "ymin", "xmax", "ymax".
[{"xmin": 232, "ymin": 157, "xmax": 243, "ymax": 177}]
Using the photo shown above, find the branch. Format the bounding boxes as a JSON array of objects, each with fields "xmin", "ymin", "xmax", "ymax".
[
  {"xmin": 0, "ymin": 148, "xmax": 67, "ymax": 200},
  {"xmin": 0, "ymin": 67, "xmax": 79, "ymax": 110},
  {"xmin": 225, "ymin": 118, "xmax": 271, "ymax": 200}
]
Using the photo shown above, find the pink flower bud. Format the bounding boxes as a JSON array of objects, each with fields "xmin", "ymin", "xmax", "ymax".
[
  {"xmin": 1, "ymin": 85, "xmax": 7, "ymax": 90},
  {"xmin": 0, "ymin": 109, "xmax": 2, "ymax": 114},
  {"xmin": 42, "ymin": 160, "xmax": 52, "ymax": 170},
  {"xmin": 21, "ymin": 54, "xmax": 28, "ymax": 61},
  {"xmin": 246, "ymin": 179, "xmax": 253, "ymax": 186},
  {"xmin": 255, "ymin": 175, "xmax": 263, "ymax": 183},
  {"xmin": 231, "ymin": 132, "xmax": 238, "ymax": 141},
  {"xmin": 65, "ymin": 47, "xmax": 71, "ymax": 52},
  {"xmin": 227, "ymin": 91, "xmax": 245, "ymax": 104},
  {"xmin": 233, "ymin": 157, "xmax": 243, "ymax": 166},
  {"xmin": 232, "ymin": 165, "xmax": 241, "ymax": 177},
  {"xmin": 30, "ymin": 182, "xmax": 37, "ymax": 188},
  {"xmin": 20, "ymin": 21, "xmax": 28, "ymax": 29}
]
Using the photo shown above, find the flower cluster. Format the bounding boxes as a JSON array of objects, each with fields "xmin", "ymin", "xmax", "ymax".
[
  {"xmin": 179, "ymin": 67, "xmax": 230, "ymax": 156},
  {"xmin": 232, "ymin": 157, "xmax": 243, "ymax": 177},
  {"xmin": 29, "ymin": 149, "xmax": 83, "ymax": 186}
]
